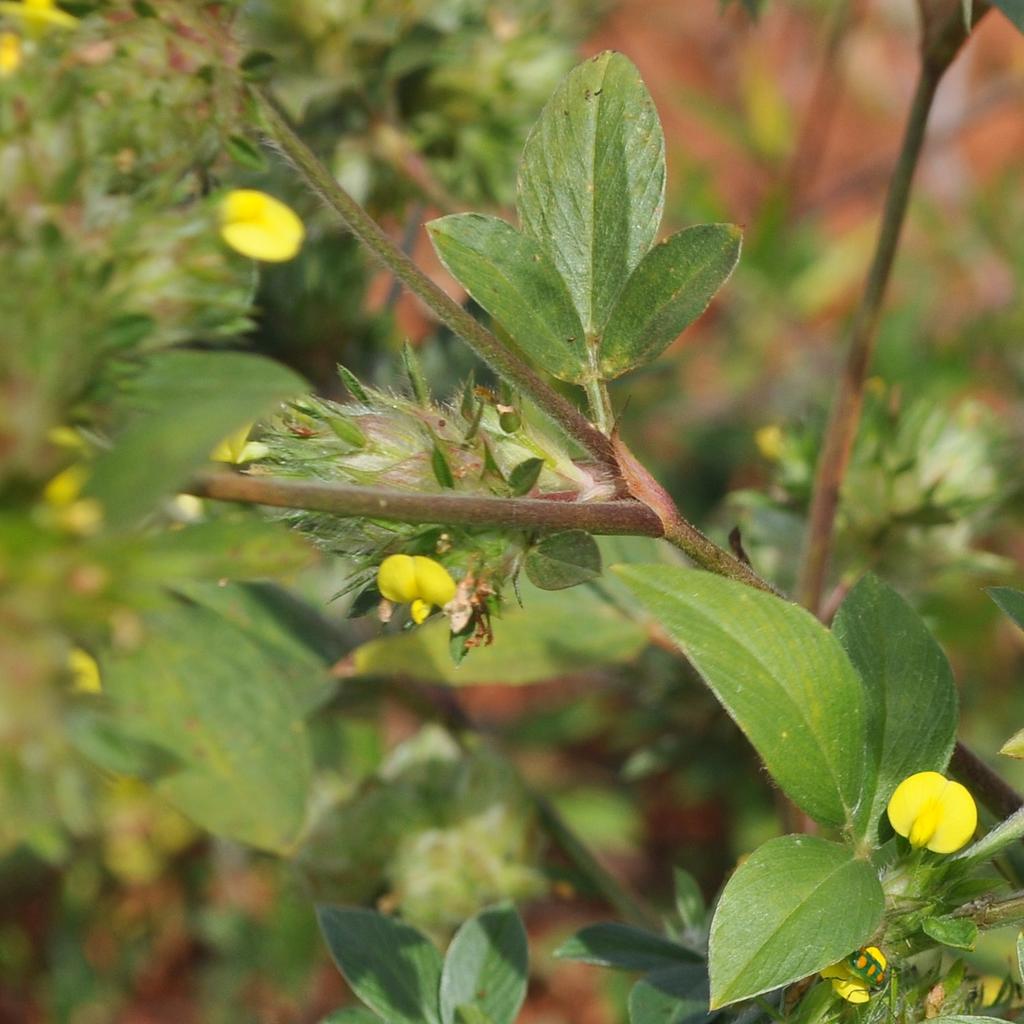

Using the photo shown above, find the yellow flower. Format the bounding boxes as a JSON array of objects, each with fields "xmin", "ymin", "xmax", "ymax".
[
  {"xmin": 377, "ymin": 554, "xmax": 457, "ymax": 624},
  {"xmin": 68, "ymin": 647, "xmax": 101, "ymax": 693},
  {"xmin": 887, "ymin": 771, "xmax": 977, "ymax": 854},
  {"xmin": 820, "ymin": 947, "xmax": 887, "ymax": 1004},
  {"xmin": 755, "ymin": 424, "xmax": 784, "ymax": 461},
  {"xmin": 210, "ymin": 424, "xmax": 269, "ymax": 464},
  {"xmin": 0, "ymin": 30, "xmax": 21, "ymax": 75},
  {"xmin": 42, "ymin": 464, "xmax": 103, "ymax": 535},
  {"xmin": 0, "ymin": 0, "xmax": 77, "ymax": 31},
  {"xmin": 218, "ymin": 189, "xmax": 305, "ymax": 262}
]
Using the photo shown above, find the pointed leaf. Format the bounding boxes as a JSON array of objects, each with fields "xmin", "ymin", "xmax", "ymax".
[
  {"xmin": 554, "ymin": 923, "xmax": 699, "ymax": 971},
  {"xmin": 87, "ymin": 351, "xmax": 305, "ymax": 528},
  {"xmin": 525, "ymin": 531, "xmax": 602, "ymax": 591},
  {"xmin": 673, "ymin": 867, "xmax": 706, "ymax": 932},
  {"xmin": 990, "ymin": 587, "xmax": 1024, "ymax": 631},
  {"xmin": 517, "ymin": 51, "xmax": 665, "ymax": 335},
  {"xmin": 427, "ymin": 214, "xmax": 588, "ymax": 383},
  {"xmin": 613, "ymin": 565, "xmax": 867, "ymax": 829},
  {"xmin": 318, "ymin": 907, "xmax": 443, "ymax": 1024},
  {"xmin": 101, "ymin": 602, "xmax": 313, "ymax": 852},
  {"xmin": 629, "ymin": 965, "xmax": 714, "ymax": 1024},
  {"xmin": 832, "ymin": 574, "xmax": 957, "ymax": 843},
  {"xmin": 599, "ymin": 225, "xmax": 741, "ymax": 379},
  {"xmin": 708, "ymin": 835, "xmax": 884, "ymax": 1008},
  {"xmin": 922, "ymin": 916, "xmax": 978, "ymax": 951},
  {"xmin": 1001, "ymin": 729, "xmax": 1024, "ymax": 758},
  {"xmin": 440, "ymin": 904, "xmax": 528, "ymax": 1024}
]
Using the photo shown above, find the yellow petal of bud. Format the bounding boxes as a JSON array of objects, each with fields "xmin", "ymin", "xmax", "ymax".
[
  {"xmin": 755, "ymin": 424, "xmax": 784, "ymax": 461},
  {"xmin": 0, "ymin": 0, "xmax": 77, "ymax": 31},
  {"xmin": 0, "ymin": 31, "xmax": 21, "ymax": 75},
  {"xmin": 210, "ymin": 424, "xmax": 259, "ymax": 464},
  {"xmin": 68, "ymin": 647, "xmax": 101, "ymax": 693},
  {"xmin": 410, "ymin": 598, "xmax": 431, "ymax": 624},
  {"xmin": 219, "ymin": 189, "xmax": 305, "ymax": 262},
  {"xmin": 377, "ymin": 554, "xmax": 419, "ymax": 604},
  {"xmin": 887, "ymin": 771, "xmax": 976, "ymax": 854},
  {"xmin": 412, "ymin": 555, "xmax": 456, "ymax": 607},
  {"xmin": 44, "ymin": 464, "xmax": 88, "ymax": 506}
]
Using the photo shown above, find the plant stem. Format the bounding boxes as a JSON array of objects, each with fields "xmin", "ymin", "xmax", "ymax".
[
  {"xmin": 189, "ymin": 470, "xmax": 664, "ymax": 536},
  {"xmin": 585, "ymin": 378, "xmax": 614, "ymax": 435},
  {"xmin": 252, "ymin": 87, "xmax": 616, "ymax": 470},
  {"xmin": 950, "ymin": 741, "xmax": 1023, "ymax": 820},
  {"xmin": 955, "ymin": 889, "xmax": 1024, "ymax": 930},
  {"xmin": 532, "ymin": 791, "xmax": 660, "ymax": 930},
  {"xmin": 796, "ymin": 62, "xmax": 943, "ymax": 613}
]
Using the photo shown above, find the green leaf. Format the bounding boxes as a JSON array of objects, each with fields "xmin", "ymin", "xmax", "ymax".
[
  {"xmin": 673, "ymin": 867, "xmax": 706, "ymax": 932},
  {"xmin": 517, "ymin": 51, "xmax": 665, "ymax": 336},
  {"xmin": 554, "ymin": 923, "xmax": 699, "ymax": 972},
  {"xmin": 432, "ymin": 444, "xmax": 456, "ymax": 489},
  {"xmin": 922, "ymin": 916, "xmax": 978, "ymax": 951},
  {"xmin": 225, "ymin": 133, "xmax": 269, "ymax": 171},
  {"xmin": 318, "ymin": 907, "xmax": 443, "ymax": 1024},
  {"xmin": 832, "ymin": 574, "xmax": 957, "ymax": 842},
  {"xmin": 351, "ymin": 586, "xmax": 647, "ymax": 686},
  {"xmin": 1017, "ymin": 931, "xmax": 1024, "ymax": 982},
  {"xmin": 1002, "ymin": 729, "xmax": 1024, "ymax": 758},
  {"xmin": 440, "ymin": 904, "xmax": 528, "ymax": 1024},
  {"xmin": 142, "ymin": 518, "xmax": 315, "ymax": 581},
  {"xmin": 598, "ymin": 225, "xmax": 741, "ymax": 379},
  {"xmin": 629, "ymin": 965, "xmax": 713, "ymax": 1024},
  {"xmin": 613, "ymin": 565, "xmax": 867, "ymax": 829},
  {"xmin": 708, "ymin": 835, "xmax": 884, "ymax": 1008},
  {"xmin": 990, "ymin": 587, "xmax": 1024, "ymax": 630},
  {"xmin": 100, "ymin": 601, "xmax": 313, "ymax": 852},
  {"xmin": 508, "ymin": 457, "xmax": 544, "ymax": 496},
  {"xmin": 525, "ymin": 531, "xmax": 602, "ymax": 590},
  {"xmin": 454, "ymin": 1008, "xmax": 496, "ymax": 1024},
  {"xmin": 87, "ymin": 351, "xmax": 306, "ymax": 528},
  {"xmin": 427, "ymin": 214, "xmax": 588, "ymax": 384},
  {"xmin": 65, "ymin": 708, "xmax": 182, "ymax": 780},
  {"xmin": 402, "ymin": 341, "xmax": 430, "ymax": 405},
  {"xmin": 991, "ymin": 0, "xmax": 1024, "ymax": 32},
  {"xmin": 319, "ymin": 1011, "xmax": 383, "ymax": 1024}
]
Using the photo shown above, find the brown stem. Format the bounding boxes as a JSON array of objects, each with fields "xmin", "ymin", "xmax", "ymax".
[
  {"xmin": 796, "ymin": 62, "xmax": 943, "ymax": 613},
  {"xmin": 950, "ymin": 742, "xmax": 1023, "ymax": 820},
  {"xmin": 188, "ymin": 470, "xmax": 664, "ymax": 536}
]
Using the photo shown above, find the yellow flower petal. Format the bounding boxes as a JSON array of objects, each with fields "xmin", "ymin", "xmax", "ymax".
[
  {"xmin": 0, "ymin": 0, "xmax": 77, "ymax": 30},
  {"xmin": 44, "ymin": 464, "xmax": 87, "ymax": 506},
  {"xmin": 68, "ymin": 647, "xmax": 101, "ymax": 693},
  {"xmin": 755, "ymin": 424, "xmax": 784, "ymax": 461},
  {"xmin": 210, "ymin": 424, "xmax": 266, "ymax": 464},
  {"xmin": 377, "ymin": 554, "xmax": 419, "ymax": 604},
  {"xmin": 831, "ymin": 978, "xmax": 870, "ymax": 1004},
  {"xmin": 218, "ymin": 189, "xmax": 304, "ymax": 262},
  {"xmin": 887, "ymin": 771, "xmax": 977, "ymax": 854},
  {"xmin": 0, "ymin": 30, "xmax": 21, "ymax": 75},
  {"xmin": 410, "ymin": 598, "xmax": 431, "ymax": 624},
  {"xmin": 412, "ymin": 555, "xmax": 456, "ymax": 607}
]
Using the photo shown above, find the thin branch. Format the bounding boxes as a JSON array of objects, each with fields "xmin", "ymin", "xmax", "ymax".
[
  {"xmin": 251, "ymin": 87, "xmax": 617, "ymax": 470},
  {"xmin": 533, "ymin": 791, "xmax": 661, "ymax": 930},
  {"xmin": 189, "ymin": 470, "xmax": 664, "ymax": 536},
  {"xmin": 950, "ymin": 742, "xmax": 1023, "ymax": 821}
]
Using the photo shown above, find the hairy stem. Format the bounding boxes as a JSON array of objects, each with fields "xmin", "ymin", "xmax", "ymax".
[
  {"xmin": 189, "ymin": 470, "xmax": 664, "ymax": 536},
  {"xmin": 796, "ymin": 62, "xmax": 943, "ymax": 613},
  {"xmin": 252, "ymin": 87, "xmax": 616, "ymax": 469}
]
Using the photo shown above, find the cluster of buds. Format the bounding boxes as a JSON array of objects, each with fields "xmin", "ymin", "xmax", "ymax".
[{"xmin": 255, "ymin": 364, "xmax": 617, "ymax": 631}]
